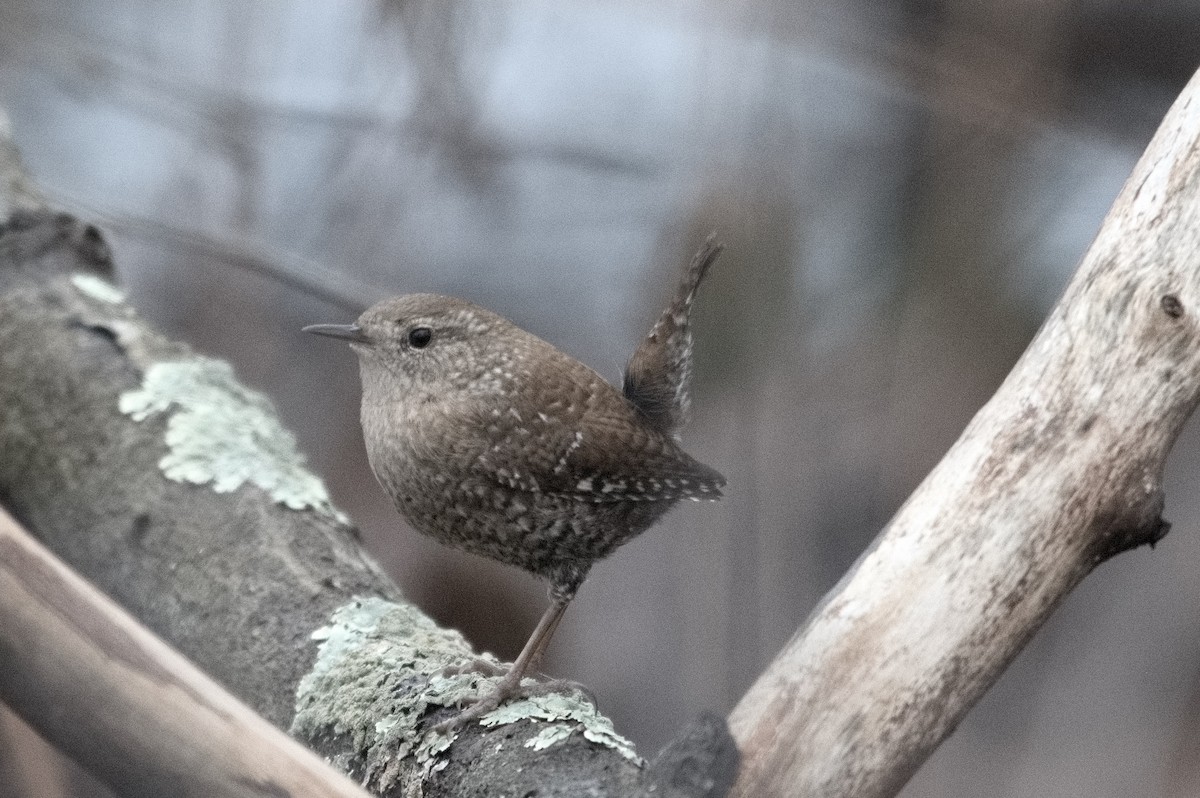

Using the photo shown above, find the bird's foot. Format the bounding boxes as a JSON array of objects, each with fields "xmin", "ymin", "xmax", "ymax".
[
  {"xmin": 432, "ymin": 676, "xmax": 597, "ymax": 733},
  {"xmin": 433, "ymin": 676, "xmax": 517, "ymax": 733}
]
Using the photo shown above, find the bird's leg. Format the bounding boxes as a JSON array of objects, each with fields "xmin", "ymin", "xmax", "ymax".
[
  {"xmin": 500, "ymin": 582, "xmax": 597, "ymax": 706},
  {"xmin": 521, "ymin": 583, "xmax": 572, "ymax": 676},
  {"xmin": 439, "ymin": 602, "xmax": 566, "ymax": 680},
  {"xmin": 434, "ymin": 586, "xmax": 574, "ymax": 731},
  {"xmin": 439, "ymin": 583, "xmax": 571, "ymax": 680}
]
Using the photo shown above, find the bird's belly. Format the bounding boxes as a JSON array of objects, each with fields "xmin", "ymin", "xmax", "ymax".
[{"xmin": 393, "ymin": 473, "xmax": 673, "ymax": 582}]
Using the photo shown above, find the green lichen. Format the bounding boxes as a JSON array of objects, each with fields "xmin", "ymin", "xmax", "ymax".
[
  {"xmin": 292, "ymin": 597, "xmax": 642, "ymax": 792},
  {"xmin": 482, "ymin": 694, "xmax": 641, "ymax": 762},
  {"xmin": 71, "ymin": 273, "xmax": 125, "ymax": 304},
  {"xmin": 118, "ymin": 358, "xmax": 345, "ymax": 521},
  {"xmin": 292, "ymin": 598, "xmax": 482, "ymax": 789},
  {"xmin": 525, "ymin": 724, "xmax": 573, "ymax": 751}
]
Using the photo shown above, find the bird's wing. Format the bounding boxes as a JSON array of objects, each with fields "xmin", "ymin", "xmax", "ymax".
[{"xmin": 467, "ymin": 355, "xmax": 724, "ymax": 503}]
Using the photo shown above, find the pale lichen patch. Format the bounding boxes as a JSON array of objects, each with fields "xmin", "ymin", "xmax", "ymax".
[
  {"xmin": 525, "ymin": 724, "xmax": 573, "ymax": 751},
  {"xmin": 292, "ymin": 597, "xmax": 642, "ymax": 792},
  {"xmin": 118, "ymin": 358, "xmax": 345, "ymax": 521},
  {"xmin": 71, "ymin": 273, "xmax": 125, "ymax": 304},
  {"xmin": 481, "ymin": 694, "xmax": 641, "ymax": 763},
  {"xmin": 292, "ymin": 598, "xmax": 483, "ymax": 790}
]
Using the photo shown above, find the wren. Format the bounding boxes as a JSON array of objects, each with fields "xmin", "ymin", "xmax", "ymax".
[{"xmin": 304, "ymin": 238, "xmax": 725, "ymax": 727}]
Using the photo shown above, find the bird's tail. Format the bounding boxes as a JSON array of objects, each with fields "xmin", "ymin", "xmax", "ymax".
[{"xmin": 622, "ymin": 234, "xmax": 723, "ymax": 438}]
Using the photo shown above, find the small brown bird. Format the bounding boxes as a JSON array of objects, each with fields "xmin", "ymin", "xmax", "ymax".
[{"xmin": 304, "ymin": 238, "xmax": 725, "ymax": 726}]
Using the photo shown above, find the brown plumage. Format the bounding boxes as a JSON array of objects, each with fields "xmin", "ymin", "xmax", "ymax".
[
  {"xmin": 624, "ymin": 235, "xmax": 723, "ymax": 438},
  {"xmin": 304, "ymin": 239, "xmax": 724, "ymax": 726}
]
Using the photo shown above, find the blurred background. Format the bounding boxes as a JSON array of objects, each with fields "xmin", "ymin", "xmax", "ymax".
[{"xmin": 1, "ymin": 1, "xmax": 1199, "ymax": 795}]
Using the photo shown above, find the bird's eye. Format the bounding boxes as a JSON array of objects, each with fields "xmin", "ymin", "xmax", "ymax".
[{"xmin": 408, "ymin": 327, "xmax": 433, "ymax": 348}]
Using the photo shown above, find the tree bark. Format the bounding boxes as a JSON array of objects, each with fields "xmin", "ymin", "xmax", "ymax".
[
  {"xmin": 0, "ymin": 506, "xmax": 373, "ymax": 798},
  {"xmin": 0, "ymin": 148, "xmax": 736, "ymax": 795},
  {"xmin": 727, "ymin": 67, "xmax": 1200, "ymax": 797}
]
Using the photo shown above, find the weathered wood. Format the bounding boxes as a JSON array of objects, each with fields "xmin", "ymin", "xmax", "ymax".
[
  {"xmin": 0, "ymin": 507, "xmax": 373, "ymax": 798},
  {"xmin": 727, "ymin": 67, "xmax": 1200, "ymax": 797}
]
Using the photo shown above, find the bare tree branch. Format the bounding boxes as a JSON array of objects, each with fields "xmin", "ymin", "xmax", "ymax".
[
  {"xmin": 727, "ymin": 67, "xmax": 1200, "ymax": 797},
  {"xmin": 0, "ymin": 506, "xmax": 374, "ymax": 798}
]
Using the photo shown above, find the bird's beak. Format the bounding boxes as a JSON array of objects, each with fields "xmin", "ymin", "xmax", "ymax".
[{"xmin": 302, "ymin": 323, "xmax": 372, "ymax": 344}]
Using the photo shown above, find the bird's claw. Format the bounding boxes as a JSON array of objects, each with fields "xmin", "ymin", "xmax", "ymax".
[
  {"xmin": 431, "ymin": 676, "xmax": 597, "ymax": 733},
  {"xmin": 433, "ymin": 688, "xmax": 506, "ymax": 733}
]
